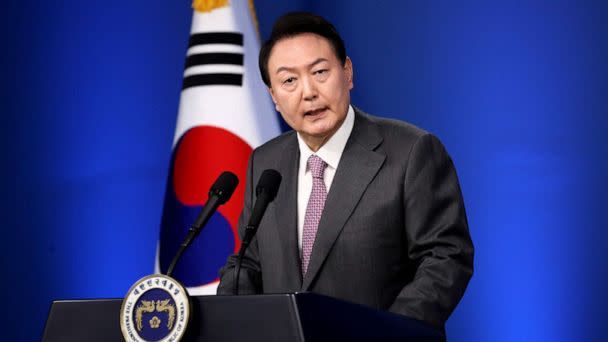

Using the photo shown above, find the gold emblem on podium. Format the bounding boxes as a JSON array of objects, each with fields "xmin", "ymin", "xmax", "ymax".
[{"xmin": 120, "ymin": 274, "xmax": 190, "ymax": 342}]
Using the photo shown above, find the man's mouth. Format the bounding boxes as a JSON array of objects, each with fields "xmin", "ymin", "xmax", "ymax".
[{"xmin": 304, "ymin": 107, "xmax": 327, "ymax": 116}]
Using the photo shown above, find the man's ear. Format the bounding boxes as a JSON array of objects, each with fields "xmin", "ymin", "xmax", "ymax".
[
  {"xmin": 344, "ymin": 56, "xmax": 354, "ymax": 90},
  {"xmin": 268, "ymin": 87, "xmax": 280, "ymax": 112}
]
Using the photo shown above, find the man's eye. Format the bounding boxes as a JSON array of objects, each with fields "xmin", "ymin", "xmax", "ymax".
[
  {"xmin": 283, "ymin": 77, "xmax": 296, "ymax": 85},
  {"xmin": 314, "ymin": 69, "xmax": 328, "ymax": 75}
]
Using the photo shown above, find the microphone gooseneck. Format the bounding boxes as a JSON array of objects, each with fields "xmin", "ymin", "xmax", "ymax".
[
  {"xmin": 166, "ymin": 171, "xmax": 239, "ymax": 278},
  {"xmin": 233, "ymin": 169, "xmax": 282, "ymax": 295}
]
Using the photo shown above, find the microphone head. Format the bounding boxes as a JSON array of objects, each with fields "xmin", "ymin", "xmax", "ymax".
[
  {"xmin": 209, "ymin": 171, "xmax": 239, "ymax": 204},
  {"xmin": 256, "ymin": 169, "xmax": 282, "ymax": 201}
]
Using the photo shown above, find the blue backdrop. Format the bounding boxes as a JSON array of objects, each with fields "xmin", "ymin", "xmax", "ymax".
[{"xmin": 2, "ymin": 1, "xmax": 607, "ymax": 340}]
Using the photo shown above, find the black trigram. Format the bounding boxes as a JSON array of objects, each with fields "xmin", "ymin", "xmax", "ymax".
[{"xmin": 182, "ymin": 32, "xmax": 244, "ymax": 89}]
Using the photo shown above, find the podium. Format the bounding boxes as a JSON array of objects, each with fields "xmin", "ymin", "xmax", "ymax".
[{"xmin": 42, "ymin": 292, "xmax": 444, "ymax": 341}]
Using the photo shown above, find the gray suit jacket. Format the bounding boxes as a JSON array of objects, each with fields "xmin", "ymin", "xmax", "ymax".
[{"xmin": 217, "ymin": 108, "xmax": 474, "ymax": 329}]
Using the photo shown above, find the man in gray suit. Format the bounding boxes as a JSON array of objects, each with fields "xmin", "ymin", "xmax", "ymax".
[{"xmin": 217, "ymin": 12, "xmax": 474, "ymax": 330}]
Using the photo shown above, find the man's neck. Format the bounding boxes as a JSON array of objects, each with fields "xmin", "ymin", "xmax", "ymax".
[
  {"xmin": 299, "ymin": 108, "xmax": 351, "ymax": 152},
  {"xmin": 302, "ymin": 134, "xmax": 333, "ymax": 152}
]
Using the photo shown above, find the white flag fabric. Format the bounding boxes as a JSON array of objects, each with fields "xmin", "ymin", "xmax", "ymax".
[{"xmin": 157, "ymin": 0, "xmax": 280, "ymax": 296}]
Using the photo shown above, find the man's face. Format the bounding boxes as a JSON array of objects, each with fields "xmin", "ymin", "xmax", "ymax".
[{"xmin": 267, "ymin": 33, "xmax": 353, "ymax": 149}]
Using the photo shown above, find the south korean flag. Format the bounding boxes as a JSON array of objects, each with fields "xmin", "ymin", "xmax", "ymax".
[{"xmin": 157, "ymin": 0, "xmax": 280, "ymax": 296}]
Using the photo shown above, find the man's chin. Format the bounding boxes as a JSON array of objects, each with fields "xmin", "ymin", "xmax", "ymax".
[
  {"xmin": 301, "ymin": 127, "xmax": 332, "ymax": 139},
  {"xmin": 299, "ymin": 126, "xmax": 339, "ymax": 146}
]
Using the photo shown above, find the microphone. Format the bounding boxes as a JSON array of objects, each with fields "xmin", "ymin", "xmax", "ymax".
[
  {"xmin": 242, "ymin": 169, "xmax": 282, "ymax": 245},
  {"xmin": 191, "ymin": 171, "xmax": 239, "ymax": 232},
  {"xmin": 233, "ymin": 169, "xmax": 282, "ymax": 294},
  {"xmin": 166, "ymin": 171, "xmax": 239, "ymax": 277}
]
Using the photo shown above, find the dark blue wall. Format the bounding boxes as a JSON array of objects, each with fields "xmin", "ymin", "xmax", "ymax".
[{"xmin": 2, "ymin": 1, "xmax": 607, "ymax": 340}]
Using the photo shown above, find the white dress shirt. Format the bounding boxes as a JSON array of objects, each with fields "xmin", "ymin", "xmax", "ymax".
[{"xmin": 296, "ymin": 105, "xmax": 355, "ymax": 253}]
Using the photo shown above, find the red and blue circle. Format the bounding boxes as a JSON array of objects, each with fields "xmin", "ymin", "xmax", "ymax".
[{"xmin": 159, "ymin": 126, "xmax": 252, "ymax": 287}]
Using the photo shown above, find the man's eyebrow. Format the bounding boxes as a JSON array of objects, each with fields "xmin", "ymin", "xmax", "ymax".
[{"xmin": 275, "ymin": 58, "xmax": 329, "ymax": 74}]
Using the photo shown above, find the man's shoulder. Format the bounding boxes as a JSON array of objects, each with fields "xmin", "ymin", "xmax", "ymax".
[
  {"xmin": 252, "ymin": 129, "xmax": 297, "ymax": 159},
  {"xmin": 354, "ymin": 107, "xmax": 430, "ymax": 147}
]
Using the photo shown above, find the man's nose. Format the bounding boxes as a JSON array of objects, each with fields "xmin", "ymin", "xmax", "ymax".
[{"xmin": 301, "ymin": 76, "xmax": 318, "ymax": 101}]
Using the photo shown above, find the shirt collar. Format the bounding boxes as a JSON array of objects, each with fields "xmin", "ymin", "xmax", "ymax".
[{"xmin": 297, "ymin": 105, "xmax": 355, "ymax": 171}]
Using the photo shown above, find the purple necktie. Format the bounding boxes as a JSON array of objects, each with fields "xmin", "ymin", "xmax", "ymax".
[{"xmin": 301, "ymin": 154, "xmax": 328, "ymax": 276}]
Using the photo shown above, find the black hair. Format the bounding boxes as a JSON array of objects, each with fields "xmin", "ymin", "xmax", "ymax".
[{"xmin": 259, "ymin": 12, "xmax": 346, "ymax": 87}]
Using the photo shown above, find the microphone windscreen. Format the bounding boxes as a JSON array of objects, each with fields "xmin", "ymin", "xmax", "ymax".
[
  {"xmin": 255, "ymin": 169, "xmax": 282, "ymax": 200},
  {"xmin": 210, "ymin": 171, "xmax": 239, "ymax": 204}
]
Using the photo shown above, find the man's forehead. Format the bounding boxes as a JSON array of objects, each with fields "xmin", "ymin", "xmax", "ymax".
[
  {"xmin": 274, "ymin": 58, "xmax": 330, "ymax": 75},
  {"xmin": 268, "ymin": 33, "xmax": 336, "ymax": 72}
]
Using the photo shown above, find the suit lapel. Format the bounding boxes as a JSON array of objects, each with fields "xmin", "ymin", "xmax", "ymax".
[
  {"xmin": 302, "ymin": 110, "xmax": 386, "ymax": 290},
  {"xmin": 272, "ymin": 134, "xmax": 303, "ymax": 286}
]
